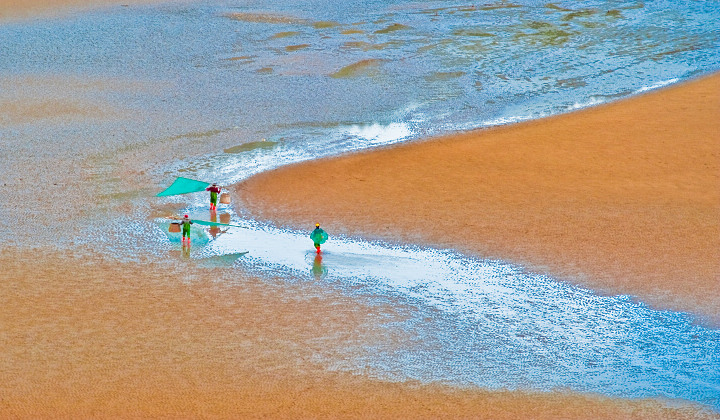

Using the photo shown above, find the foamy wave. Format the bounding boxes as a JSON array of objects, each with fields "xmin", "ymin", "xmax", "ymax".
[
  {"xmin": 635, "ymin": 78, "xmax": 680, "ymax": 94},
  {"xmin": 480, "ymin": 114, "xmax": 536, "ymax": 127},
  {"xmin": 343, "ymin": 122, "xmax": 412, "ymax": 144},
  {"xmin": 568, "ymin": 97, "xmax": 605, "ymax": 110}
]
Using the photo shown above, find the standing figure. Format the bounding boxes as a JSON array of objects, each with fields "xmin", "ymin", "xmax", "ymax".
[
  {"xmin": 180, "ymin": 214, "xmax": 194, "ymax": 245},
  {"xmin": 206, "ymin": 183, "xmax": 222, "ymax": 211},
  {"xmin": 310, "ymin": 223, "xmax": 328, "ymax": 253}
]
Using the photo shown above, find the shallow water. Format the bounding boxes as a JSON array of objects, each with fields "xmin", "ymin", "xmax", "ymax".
[
  {"xmin": 116, "ymin": 200, "xmax": 720, "ymax": 409},
  {"xmin": 2, "ymin": 0, "xmax": 720, "ymax": 411}
]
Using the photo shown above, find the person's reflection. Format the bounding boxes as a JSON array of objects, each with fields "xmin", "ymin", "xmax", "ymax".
[
  {"xmin": 311, "ymin": 253, "xmax": 328, "ymax": 280},
  {"xmin": 208, "ymin": 212, "xmax": 230, "ymax": 239},
  {"xmin": 181, "ymin": 242, "xmax": 191, "ymax": 258}
]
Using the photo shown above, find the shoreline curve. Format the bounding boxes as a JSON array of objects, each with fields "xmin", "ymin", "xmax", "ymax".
[{"xmin": 235, "ymin": 72, "xmax": 720, "ymax": 325}]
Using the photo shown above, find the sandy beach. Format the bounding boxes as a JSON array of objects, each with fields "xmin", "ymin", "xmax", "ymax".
[
  {"xmin": 3, "ymin": 247, "xmax": 715, "ymax": 418},
  {"xmin": 2, "ymin": 1, "xmax": 719, "ymax": 417},
  {"xmin": 236, "ymin": 72, "xmax": 720, "ymax": 326}
]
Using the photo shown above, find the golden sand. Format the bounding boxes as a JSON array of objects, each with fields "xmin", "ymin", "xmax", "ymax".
[
  {"xmin": 236, "ymin": 73, "xmax": 720, "ymax": 325},
  {"xmin": 2, "ymin": 249, "xmax": 714, "ymax": 419}
]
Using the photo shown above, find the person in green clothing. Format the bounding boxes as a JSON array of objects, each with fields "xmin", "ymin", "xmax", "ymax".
[
  {"xmin": 179, "ymin": 214, "xmax": 193, "ymax": 244},
  {"xmin": 205, "ymin": 183, "xmax": 222, "ymax": 211},
  {"xmin": 310, "ymin": 223, "xmax": 328, "ymax": 253}
]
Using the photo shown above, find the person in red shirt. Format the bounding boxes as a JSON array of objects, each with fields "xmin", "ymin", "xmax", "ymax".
[{"xmin": 206, "ymin": 183, "xmax": 222, "ymax": 211}]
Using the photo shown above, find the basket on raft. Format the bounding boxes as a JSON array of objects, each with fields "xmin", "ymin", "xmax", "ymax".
[
  {"xmin": 219, "ymin": 193, "xmax": 231, "ymax": 204},
  {"xmin": 169, "ymin": 222, "xmax": 181, "ymax": 233}
]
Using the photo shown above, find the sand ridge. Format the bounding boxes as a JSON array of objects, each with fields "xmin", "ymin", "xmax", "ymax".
[{"xmin": 235, "ymin": 72, "xmax": 720, "ymax": 325}]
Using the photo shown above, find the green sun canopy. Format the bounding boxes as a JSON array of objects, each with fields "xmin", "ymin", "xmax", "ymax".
[{"xmin": 157, "ymin": 177, "xmax": 211, "ymax": 197}]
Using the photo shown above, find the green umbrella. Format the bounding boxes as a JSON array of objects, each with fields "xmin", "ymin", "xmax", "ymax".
[{"xmin": 157, "ymin": 177, "xmax": 211, "ymax": 197}]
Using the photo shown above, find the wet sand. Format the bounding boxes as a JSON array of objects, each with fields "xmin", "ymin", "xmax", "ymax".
[
  {"xmin": 2, "ymin": 248, "xmax": 715, "ymax": 419},
  {"xmin": 236, "ymin": 73, "xmax": 720, "ymax": 326},
  {"xmin": 0, "ymin": 0, "xmax": 180, "ymax": 20}
]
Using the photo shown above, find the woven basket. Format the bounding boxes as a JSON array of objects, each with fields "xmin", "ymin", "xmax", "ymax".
[
  {"xmin": 169, "ymin": 222, "xmax": 181, "ymax": 233},
  {"xmin": 219, "ymin": 193, "xmax": 231, "ymax": 204}
]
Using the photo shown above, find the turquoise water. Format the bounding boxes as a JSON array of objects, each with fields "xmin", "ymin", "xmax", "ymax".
[{"xmin": 1, "ymin": 0, "xmax": 719, "ymax": 411}]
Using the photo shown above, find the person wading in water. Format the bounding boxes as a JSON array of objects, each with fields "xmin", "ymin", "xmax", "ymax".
[
  {"xmin": 310, "ymin": 223, "xmax": 328, "ymax": 253},
  {"xmin": 179, "ymin": 214, "xmax": 193, "ymax": 245},
  {"xmin": 206, "ymin": 183, "xmax": 222, "ymax": 211}
]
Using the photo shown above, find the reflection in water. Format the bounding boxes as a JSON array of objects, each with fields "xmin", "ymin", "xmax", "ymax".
[
  {"xmin": 207, "ymin": 211, "xmax": 230, "ymax": 239},
  {"xmin": 311, "ymin": 252, "xmax": 328, "ymax": 280},
  {"xmin": 219, "ymin": 213, "xmax": 231, "ymax": 224},
  {"xmin": 181, "ymin": 242, "xmax": 191, "ymax": 258},
  {"xmin": 181, "ymin": 215, "xmax": 720, "ymax": 410}
]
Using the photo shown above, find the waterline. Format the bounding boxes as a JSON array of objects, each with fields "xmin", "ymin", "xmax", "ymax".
[{"xmin": 154, "ymin": 211, "xmax": 720, "ymax": 409}]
